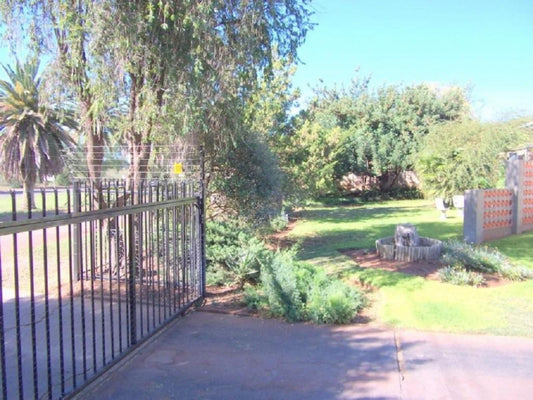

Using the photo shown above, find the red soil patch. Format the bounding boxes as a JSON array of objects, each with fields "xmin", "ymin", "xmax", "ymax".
[
  {"xmin": 199, "ymin": 285, "xmax": 257, "ymax": 316},
  {"xmin": 265, "ymin": 216, "xmax": 301, "ymax": 250},
  {"xmin": 340, "ymin": 248, "xmax": 511, "ymax": 288}
]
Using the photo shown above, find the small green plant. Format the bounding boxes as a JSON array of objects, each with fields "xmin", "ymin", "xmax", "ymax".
[
  {"xmin": 442, "ymin": 240, "xmax": 504, "ymax": 273},
  {"xmin": 498, "ymin": 264, "xmax": 533, "ymax": 281},
  {"xmin": 307, "ymin": 279, "xmax": 364, "ymax": 324},
  {"xmin": 206, "ymin": 220, "xmax": 269, "ymax": 287},
  {"xmin": 269, "ymin": 212, "xmax": 289, "ymax": 232},
  {"xmin": 258, "ymin": 250, "xmax": 306, "ymax": 322},
  {"xmin": 245, "ymin": 249, "xmax": 364, "ymax": 324},
  {"xmin": 442, "ymin": 240, "xmax": 532, "ymax": 281},
  {"xmin": 243, "ymin": 285, "xmax": 267, "ymax": 311},
  {"xmin": 437, "ymin": 265, "xmax": 485, "ymax": 287}
]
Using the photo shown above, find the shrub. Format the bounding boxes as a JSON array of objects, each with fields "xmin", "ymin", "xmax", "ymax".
[
  {"xmin": 206, "ymin": 220, "xmax": 269, "ymax": 287},
  {"xmin": 269, "ymin": 212, "xmax": 289, "ymax": 232},
  {"xmin": 259, "ymin": 250, "xmax": 306, "ymax": 322},
  {"xmin": 245, "ymin": 250, "xmax": 364, "ymax": 324},
  {"xmin": 498, "ymin": 264, "xmax": 533, "ymax": 281},
  {"xmin": 243, "ymin": 285, "xmax": 267, "ymax": 311},
  {"xmin": 307, "ymin": 279, "xmax": 364, "ymax": 324},
  {"xmin": 437, "ymin": 265, "xmax": 485, "ymax": 287},
  {"xmin": 442, "ymin": 240, "xmax": 507, "ymax": 273},
  {"xmin": 441, "ymin": 240, "xmax": 532, "ymax": 281}
]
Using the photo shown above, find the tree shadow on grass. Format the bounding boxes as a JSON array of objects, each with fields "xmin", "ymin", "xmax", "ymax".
[
  {"xmin": 297, "ymin": 220, "xmax": 461, "ymax": 261},
  {"xmin": 350, "ymin": 266, "xmax": 426, "ymax": 291}
]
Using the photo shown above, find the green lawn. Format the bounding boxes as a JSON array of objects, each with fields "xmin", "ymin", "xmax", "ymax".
[
  {"xmin": 0, "ymin": 190, "xmax": 71, "ymax": 221},
  {"xmin": 290, "ymin": 199, "xmax": 533, "ymax": 337}
]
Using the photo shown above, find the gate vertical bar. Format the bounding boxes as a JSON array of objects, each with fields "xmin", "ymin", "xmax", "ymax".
[
  {"xmin": 54, "ymin": 189, "xmax": 65, "ymax": 396},
  {"xmin": 199, "ymin": 147, "xmax": 207, "ymax": 297},
  {"xmin": 73, "ymin": 181, "xmax": 82, "ymax": 281},
  {"xmin": 11, "ymin": 193, "xmax": 24, "ymax": 400},
  {"xmin": 66, "ymin": 190, "xmax": 77, "ymax": 389},
  {"xmin": 41, "ymin": 190, "xmax": 53, "ymax": 399},
  {"xmin": 128, "ymin": 211, "xmax": 137, "ymax": 346},
  {"xmin": 27, "ymin": 192, "xmax": 39, "ymax": 399},
  {"xmin": 0, "ymin": 243, "xmax": 7, "ymax": 399}
]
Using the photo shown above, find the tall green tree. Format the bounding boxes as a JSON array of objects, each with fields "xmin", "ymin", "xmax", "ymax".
[
  {"xmin": 416, "ymin": 120, "xmax": 529, "ymax": 201},
  {"xmin": 0, "ymin": 0, "xmax": 313, "ymax": 196},
  {"xmin": 0, "ymin": 59, "xmax": 76, "ymax": 207},
  {"xmin": 290, "ymin": 81, "xmax": 471, "ymax": 197},
  {"xmin": 334, "ymin": 84, "xmax": 470, "ymax": 185}
]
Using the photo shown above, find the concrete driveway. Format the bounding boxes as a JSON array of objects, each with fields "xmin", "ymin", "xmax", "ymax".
[{"xmin": 77, "ymin": 311, "xmax": 533, "ymax": 400}]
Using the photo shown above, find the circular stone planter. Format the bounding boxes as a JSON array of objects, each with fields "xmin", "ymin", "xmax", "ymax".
[{"xmin": 375, "ymin": 236, "xmax": 442, "ymax": 262}]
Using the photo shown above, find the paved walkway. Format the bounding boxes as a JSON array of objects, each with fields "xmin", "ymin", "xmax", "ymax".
[{"xmin": 77, "ymin": 311, "xmax": 533, "ymax": 400}]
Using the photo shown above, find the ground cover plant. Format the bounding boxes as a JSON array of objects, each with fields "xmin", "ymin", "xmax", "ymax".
[
  {"xmin": 287, "ymin": 199, "xmax": 533, "ymax": 337},
  {"xmin": 246, "ymin": 250, "xmax": 364, "ymax": 324},
  {"xmin": 437, "ymin": 265, "xmax": 485, "ymax": 287},
  {"xmin": 206, "ymin": 219, "xmax": 364, "ymax": 324},
  {"xmin": 441, "ymin": 240, "xmax": 533, "ymax": 281}
]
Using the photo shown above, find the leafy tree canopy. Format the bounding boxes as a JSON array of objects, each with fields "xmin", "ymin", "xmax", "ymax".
[
  {"xmin": 416, "ymin": 119, "xmax": 530, "ymax": 201},
  {"xmin": 281, "ymin": 78, "xmax": 471, "ymax": 198},
  {"xmin": 0, "ymin": 0, "xmax": 313, "ymax": 219},
  {"xmin": 0, "ymin": 0, "xmax": 313, "ymax": 184}
]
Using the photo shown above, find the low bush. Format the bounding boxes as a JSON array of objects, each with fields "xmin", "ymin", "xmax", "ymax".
[
  {"xmin": 319, "ymin": 188, "xmax": 423, "ymax": 206},
  {"xmin": 206, "ymin": 220, "xmax": 269, "ymax": 287},
  {"xmin": 441, "ymin": 240, "xmax": 533, "ymax": 281},
  {"xmin": 269, "ymin": 212, "xmax": 289, "ymax": 232},
  {"xmin": 307, "ymin": 279, "xmax": 364, "ymax": 324},
  {"xmin": 437, "ymin": 265, "xmax": 485, "ymax": 287},
  {"xmin": 245, "ymin": 250, "xmax": 364, "ymax": 324},
  {"xmin": 498, "ymin": 263, "xmax": 533, "ymax": 281},
  {"xmin": 442, "ymin": 240, "xmax": 504, "ymax": 273},
  {"xmin": 258, "ymin": 250, "xmax": 306, "ymax": 321}
]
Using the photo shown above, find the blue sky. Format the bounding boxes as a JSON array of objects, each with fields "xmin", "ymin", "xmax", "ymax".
[
  {"xmin": 292, "ymin": 0, "xmax": 533, "ymax": 121},
  {"xmin": 1, "ymin": 1, "xmax": 531, "ymax": 121}
]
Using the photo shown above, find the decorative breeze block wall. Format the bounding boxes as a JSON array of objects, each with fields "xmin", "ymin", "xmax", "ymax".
[
  {"xmin": 482, "ymin": 189, "xmax": 513, "ymax": 231},
  {"xmin": 522, "ymin": 161, "xmax": 533, "ymax": 229},
  {"xmin": 464, "ymin": 158, "xmax": 533, "ymax": 244}
]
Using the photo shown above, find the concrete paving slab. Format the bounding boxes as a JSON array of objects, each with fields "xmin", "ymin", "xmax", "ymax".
[
  {"xmin": 77, "ymin": 312, "xmax": 533, "ymax": 400},
  {"xmin": 78, "ymin": 312, "xmax": 402, "ymax": 400},
  {"xmin": 397, "ymin": 330, "xmax": 533, "ymax": 400}
]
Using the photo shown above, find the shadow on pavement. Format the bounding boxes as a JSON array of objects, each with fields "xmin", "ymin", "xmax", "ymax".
[{"xmin": 79, "ymin": 311, "xmax": 427, "ymax": 400}]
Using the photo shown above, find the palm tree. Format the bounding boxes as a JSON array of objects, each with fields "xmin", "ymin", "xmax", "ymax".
[{"xmin": 0, "ymin": 59, "xmax": 76, "ymax": 208}]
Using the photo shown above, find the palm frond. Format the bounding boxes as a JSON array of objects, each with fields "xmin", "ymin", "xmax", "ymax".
[{"xmin": 0, "ymin": 58, "xmax": 76, "ymax": 185}]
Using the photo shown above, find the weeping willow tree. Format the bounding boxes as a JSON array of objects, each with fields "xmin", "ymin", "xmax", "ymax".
[
  {"xmin": 0, "ymin": 0, "xmax": 313, "ymax": 210},
  {"xmin": 0, "ymin": 59, "xmax": 76, "ymax": 208}
]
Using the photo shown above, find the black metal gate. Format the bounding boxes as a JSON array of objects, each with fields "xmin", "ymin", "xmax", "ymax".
[{"xmin": 0, "ymin": 179, "xmax": 206, "ymax": 399}]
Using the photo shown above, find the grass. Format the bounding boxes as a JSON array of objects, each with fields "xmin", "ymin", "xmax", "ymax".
[
  {"xmin": 290, "ymin": 199, "xmax": 533, "ymax": 337},
  {"xmin": 292, "ymin": 200, "xmax": 462, "ymax": 258},
  {"xmin": 0, "ymin": 189, "xmax": 71, "ymax": 222},
  {"xmin": 490, "ymin": 231, "xmax": 533, "ymax": 269}
]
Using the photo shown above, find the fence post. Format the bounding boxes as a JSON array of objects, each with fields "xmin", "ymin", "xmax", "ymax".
[
  {"xmin": 72, "ymin": 181, "xmax": 82, "ymax": 280},
  {"xmin": 506, "ymin": 158, "xmax": 525, "ymax": 234},
  {"xmin": 464, "ymin": 189, "xmax": 484, "ymax": 244}
]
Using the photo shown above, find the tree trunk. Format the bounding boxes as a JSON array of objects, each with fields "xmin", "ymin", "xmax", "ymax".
[
  {"xmin": 128, "ymin": 135, "xmax": 152, "ymax": 198},
  {"xmin": 22, "ymin": 178, "xmax": 36, "ymax": 210},
  {"xmin": 82, "ymin": 108, "xmax": 105, "ymax": 184},
  {"xmin": 81, "ymin": 102, "xmax": 106, "ymax": 209}
]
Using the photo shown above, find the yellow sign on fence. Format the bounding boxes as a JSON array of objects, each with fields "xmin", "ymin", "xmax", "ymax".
[{"xmin": 173, "ymin": 162, "xmax": 183, "ymax": 174}]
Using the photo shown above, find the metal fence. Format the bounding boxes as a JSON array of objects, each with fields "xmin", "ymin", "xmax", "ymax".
[{"xmin": 0, "ymin": 179, "xmax": 205, "ymax": 399}]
